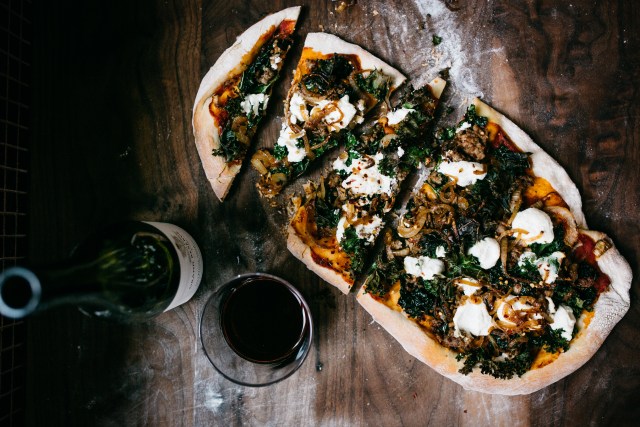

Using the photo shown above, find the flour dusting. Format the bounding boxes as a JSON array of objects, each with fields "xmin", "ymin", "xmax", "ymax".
[
  {"xmin": 204, "ymin": 386, "xmax": 224, "ymax": 412},
  {"xmin": 371, "ymin": 0, "xmax": 485, "ymax": 104}
]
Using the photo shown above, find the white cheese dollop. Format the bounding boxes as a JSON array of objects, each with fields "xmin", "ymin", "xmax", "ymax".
[
  {"xmin": 240, "ymin": 93, "xmax": 269, "ymax": 117},
  {"xmin": 386, "ymin": 107, "xmax": 415, "ymax": 125},
  {"xmin": 403, "ymin": 255, "xmax": 444, "ymax": 280},
  {"xmin": 437, "ymin": 161, "xmax": 487, "ymax": 187},
  {"xmin": 496, "ymin": 295, "xmax": 533, "ymax": 326},
  {"xmin": 456, "ymin": 121, "xmax": 472, "ymax": 133},
  {"xmin": 453, "ymin": 299, "xmax": 494, "ymax": 337},
  {"xmin": 289, "ymin": 92, "xmax": 308, "ymax": 124},
  {"xmin": 435, "ymin": 245, "xmax": 446, "ymax": 258},
  {"xmin": 550, "ymin": 304, "xmax": 576, "ymax": 341},
  {"xmin": 336, "ymin": 152, "xmax": 397, "ymax": 197},
  {"xmin": 335, "ymin": 216, "xmax": 348, "ymax": 243},
  {"xmin": 310, "ymin": 95, "xmax": 357, "ymax": 131},
  {"xmin": 276, "ymin": 124, "xmax": 306, "ymax": 163},
  {"xmin": 518, "ymin": 251, "xmax": 565, "ymax": 284},
  {"xmin": 468, "ymin": 237, "xmax": 500, "ymax": 269},
  {"xmin": 269, "ymin": 53, "xmax": 282, "ymax": 70},
  {"xmin": 511, "ymin": 207, "xmax": 555, "ymax": 244},
  {"xmin": 335, "ymin": 215, "xmax": 383, "ymax": 245},
  {"xmin": 456, "ymin": 277, "xmax": 480, "ymax": 296},
  {"xmin": 397, "ymin": 146, "xmax": 405, "ymax": 158}
]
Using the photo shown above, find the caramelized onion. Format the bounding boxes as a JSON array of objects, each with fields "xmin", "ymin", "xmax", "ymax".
[
  {"xmin": 438, "ymin": 180, "xmax": 457, "ymax": 204},
  {"xmin": 397, "ymin": 206, "xmax": 428, "ymax": 238},
  {"xmin": 544, "ymin": 205, "xmax": 578, "ymax": 247},
  {"xmin": 380, "ymin": 133, "xmax": 398, "ymax": 148},
  {"xmin": 593, "ymin": 238, "xmax": 612, "ymax": 259}
]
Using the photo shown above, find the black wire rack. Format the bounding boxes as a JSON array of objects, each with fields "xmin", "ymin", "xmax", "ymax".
[{"xmin": 0, "ymin": 0, "xmax": 30, "ymax": 425}]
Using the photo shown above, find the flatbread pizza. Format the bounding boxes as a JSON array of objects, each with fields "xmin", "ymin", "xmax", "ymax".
[
  {"xmin": 251, "ymin": 32, "xmax": 406, "ymax": 197},
  {"xmin": 287, "ymin": 79, "xmax": 446, "ymax": 294},
  {"xmin": 192, "ymin": 6, "xmax": 301, "ymax": 201},
  {"xmin": 356, "ymin": 99, "xmax": 632, "ymax": 394}
]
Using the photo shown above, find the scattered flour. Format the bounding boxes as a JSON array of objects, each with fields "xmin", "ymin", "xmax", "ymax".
[
  {"xmin": 204, "ymin": 386, "xmax": 224, "ymax": 412},
  {"xmin": 369, "ymin": 0, "xmax": 485, "ymax": 105}
]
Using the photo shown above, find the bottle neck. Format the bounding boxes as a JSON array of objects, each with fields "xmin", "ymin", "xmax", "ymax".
[{"xmin": 0, "ymin": 261, "xmax": 108, "ymax": 318}]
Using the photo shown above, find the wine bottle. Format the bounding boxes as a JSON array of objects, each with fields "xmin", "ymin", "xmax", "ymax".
[{"xmin": 0, "ymin": 221, "xmax": 203, "ymax": 321}]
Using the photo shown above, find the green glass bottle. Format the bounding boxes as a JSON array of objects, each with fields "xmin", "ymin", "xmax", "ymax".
[{"xmin": 0, "ymin": 221, "xmax": 203, "ymax": 322}]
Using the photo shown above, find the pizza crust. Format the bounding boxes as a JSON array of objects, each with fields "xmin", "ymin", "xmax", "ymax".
[
  {"xmin": 192, "ymin": 6, "xmax": 301, "ymax": 201},
  {"xmin": 287, "ymin": 224, "xmax": 354, "ymax": 294},
  {"xmin": 357, "ymin": 101, "xmax": 632, "ymax": 395}
]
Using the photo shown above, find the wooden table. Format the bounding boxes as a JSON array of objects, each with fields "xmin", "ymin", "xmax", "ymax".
[{"xmin": 28, "ymin": 0, "xmax": 639, "ymax": 425}]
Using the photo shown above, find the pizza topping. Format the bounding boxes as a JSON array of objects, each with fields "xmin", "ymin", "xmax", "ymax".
[
  {"xmin": 276, "ymin": 124, "xmax": 307, "ymax": 162},
  {"xmin": 253, "ymin": 41, "xmax": 404, "ymax": 198},
  {"xmin": 468, "ymin": 237, "xmax": 500, "ymax": 269},
  {"xmin": 310, "ymin": 95, "xmax": 360, "ymax": 131},
  {"xmin": 404, "ymin": 255, "xmax": 445, "ymax": 280},
  {"xmin": 512, "ymin": 207, "xmax": 555, "ymax": 244},
  {"xmin": 518, "ymin": 251, "xmax": 565, "ymax": 284},
  {"xmin": 437, "ymin": 161, "xmax": 487, "ymax": 187},
  {"xmin": 362, "ymin": 102, "xmax": 617, "ymax": 380},
  {"xmin": 209, "ymin": 22, "xmax": 295, "ymax": 163},
  {"xmin": 549, "ymin": 303, "xmax": 576, "ymax": 341},
  {"xmin": 336, "ymin": 214, "xmax": 383, "ymax": 244},
  {"xmin": 240, "ymin": 93, "xmax": 270, "ymax": 117},
  {"xmin": 387, "ymin": 107, "xmax": 416, "ymax": 125},
  {"xmin": 453, "ymin": 299, "xmax": 493, "ymax": 338},
  {"xmin": 289, "ymin": 84, "xmax": 442, "ymax": 281},
  {"xmin": 336, "ymin": 152, "xmax": 397, "ymax": 196},
  {"xmin": 456, "ymin": 277, "xmax": 480, "ymax": 295}
]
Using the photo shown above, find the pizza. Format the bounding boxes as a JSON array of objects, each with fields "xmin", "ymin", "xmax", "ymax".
[
  {"xmin": 287, "ymin": 78, "xmax": 446, "ymax": 294},
  {"xmin": 192, "ymin": 6, "xmax": 301, "ymax": 201},
  {"xmin": 355, "ymin": 99, "xmax": 632, "ymax": 395},
  {"xmin": 250, "ymin": 32, "xmax": 406, "ymax": 197}
]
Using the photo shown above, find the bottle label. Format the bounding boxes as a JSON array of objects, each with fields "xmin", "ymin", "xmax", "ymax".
[{"xmin": 145, "ymin": 222, "xmax": 204, "ymax": 312}]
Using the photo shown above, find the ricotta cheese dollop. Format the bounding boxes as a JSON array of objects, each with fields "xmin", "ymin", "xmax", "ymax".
[
  {"xmin": 334, "ymin": 152, "xmax": 397, "ymax": 197},
  {"xmin": 276, "ymin": 124, "xmax": 306, "ymax": 163},
  {"xmin": 453, "ymin": 299, "xmax": 494, "ymax": 337},
  {"xmin": 386, "ymin": 107, "xmax": 415, "ymax": 125},
  {"xmin": 468, "ymin": 237, "xmax": 500, "ymax": 269},
  {"xmin": 403, "ymin": 255, "xmax": 444, "ymax": 280},
  {"xmin": 437, "ymin": 161, "xmax": 487, "ymax": 187},
  {"xmin": 335, "ymin": 215, "xmax": 383, "ymax": 244},
  {"xmin": 310, "ymin": 95, "xmax": 357, "ymax": 131},
  {"xmin": 550, "ymin": 304, "xmax": 576, "ymax": 341},
  {"xmin": 511, "ymin": 207, "xmax": 555, "ymax": 244},
  {"xmin": 289, "ymin": 91, "xmax": 308, "ymax": 124},
  {"xmin": 518, "ymin": 251, "xmax": 566, "ymax": 284},
  {"xmin": 456, "ymin": 277, "xmax": 481, "ymax": 296},
  {"xmin": 240, "ymin": 93, "xmax": 269, "ymax": 117}
]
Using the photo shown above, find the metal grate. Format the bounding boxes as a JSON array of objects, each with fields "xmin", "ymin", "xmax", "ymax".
[{"xmin": 0, "ymin": 0, "xmax": 31, "ymax": 425}]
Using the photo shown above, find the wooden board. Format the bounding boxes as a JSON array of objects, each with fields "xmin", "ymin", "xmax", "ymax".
[{"xmin": 26, "ymin": 0, "xmax": 640, "ymax": 425}]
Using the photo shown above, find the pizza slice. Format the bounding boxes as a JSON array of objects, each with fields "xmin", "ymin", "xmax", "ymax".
[
  {"xmin": 192, "ymin": 6, "xmax": 301, "ymax": 201},
  {"xmin": 251, "ymin": 32, "xmax": 406, "ymax": 197},
  {"xmin": 287, "ymin": 78, "xmax": 446, "ymax": 294},
  {"xmin": 357, "ymin": 99, "xmax": 632, "ymax": 395}
]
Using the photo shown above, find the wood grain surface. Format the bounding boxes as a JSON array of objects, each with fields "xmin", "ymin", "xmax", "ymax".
[{"xmin": 26, "ymin": 0, "xmax": 639, "ymax": 425}]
